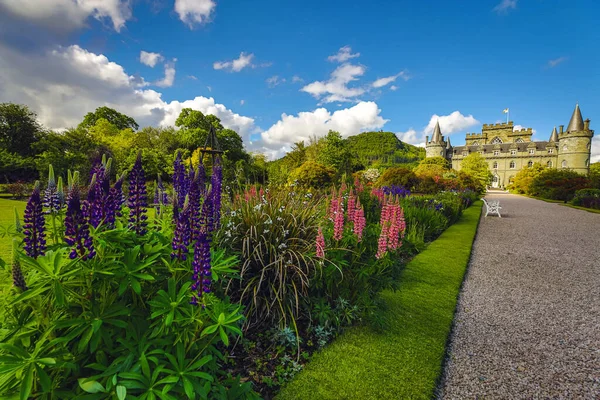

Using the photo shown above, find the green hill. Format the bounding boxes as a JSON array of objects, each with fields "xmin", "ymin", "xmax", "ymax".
[{"xmin": 346, "ymin": 131, "xmax": 425, "ymax": 168}]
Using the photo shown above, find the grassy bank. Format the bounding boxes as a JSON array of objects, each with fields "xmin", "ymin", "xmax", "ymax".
[
  {"xmin": 0, "ymin": 198, "xmax": 26, "ymax": 262},
  {"xmin": 277, "ymin": 201, "xmax": 483, "ymax": 400}
]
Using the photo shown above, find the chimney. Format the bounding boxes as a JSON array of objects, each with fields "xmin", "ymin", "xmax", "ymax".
[
  {"xmin": 559, "ymin": 125, "xmax": 564, "ymax": 134},
  {"xmin": 426, "ymin": 135, "xmax": 429, "ymax": 144},
  {"xmin": 584, "ymin": 119, "xmax": 590, "ymax": 131}
]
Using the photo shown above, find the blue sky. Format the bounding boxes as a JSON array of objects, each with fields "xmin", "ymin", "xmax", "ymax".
[{"xmin": 0, "ymin": 0, "xmax": 598, "ymax": 160}]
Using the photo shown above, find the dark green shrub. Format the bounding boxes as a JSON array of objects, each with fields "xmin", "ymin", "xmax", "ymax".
[
  {"xmin": 289, "ymin": 161, "xmax": 335, "ymax": 188},
  {"xmin": 5, "ymin": 181, "xmax": 33, "ymax": 198},
  {"xmin": 530, "ymin": 169, "xmax": 590, "ymax": 201},
  {"xmin": 375, "ymin": 167, "xmax": 419, "ymax": 190},
  {"xmin": 571, "ymin": 188, "xmax": 600, "ymax": 209}
]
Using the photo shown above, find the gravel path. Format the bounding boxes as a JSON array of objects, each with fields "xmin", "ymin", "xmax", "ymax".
[{"xmin": 438, "ymin": 193, "xmax": 600, "ymax": 399}]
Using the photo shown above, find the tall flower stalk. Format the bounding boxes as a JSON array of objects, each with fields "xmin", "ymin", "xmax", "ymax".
[
  {"xmin": 11, "ymin": 240, "xmax": 27, "ymax": 291},
  {"xmin": 43, "ymin": 165, "xmax": 62, "ymax": 244},
  {"xmin": 23, "ymin": 182, "xmax": 46, "ymax": 258},
  {"xmin": 128, "ymin": 154, "xmax": 148, "ymax": 236},
  {"xmin": 65, "ymin": 185, "xmax": 95, "ymax": 260}
]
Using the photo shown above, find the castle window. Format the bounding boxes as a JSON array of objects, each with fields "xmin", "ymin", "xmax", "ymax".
[
  {"xmin": 527, "ymin": 161, "xmax": 533, "ymax": 167},
  {"xmin": 510, "ymin": 161, "xmax": 516, "ymax": 169},
  {"xmin": 440, "ymin": 151, "xmax": 444, "ymax": 156},
  {"xmin": 586, "ymin": 159, "xmax": 590, "ymax": 167},
  {"xmin": 490, "ymin": 137, "xmax": 503, "ymax": 144},
  {"xmin": 529, "ymin": 149, "xmax": 535, "ymax": 155},
  {"xmin": 472, "ymin": 141, "xmax": 479, "ymax": 146},
  {"xmin": 462, "ymin": 151, "xmax": 468, "ymax": 156},
  {"xmin": 493, "ymin": 161, "xmax": 498, "ymax": 169},
  {"xmin": 510, "ymin": 149, "xmax": 517, "ymax": 155},
  {"xmin": 493, "ymin": 150, "xmax": 499, "ymax": 156},
  {"xmin": 563, "ymin": 145, "xmax": 568, "ymax": 151},
  {"xmin": 548, "ymin": 148, "xmax": 554, "ymax": 154},
  {"xmin": 562, "ymin": 160, "xmax": 567, "ymax": 168},
  {"xmin": 515, "ymin": 138, "xmax": 524, "ymax": 143},
  {"xmin": 547, "ymin": 160, "xmax": 553, "ymax": 167}
]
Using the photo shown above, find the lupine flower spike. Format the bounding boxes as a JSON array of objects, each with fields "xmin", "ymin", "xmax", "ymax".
[
  {"xmin": 23, "ymin": 182, "xmax": 46, "ymax": 258},
  {"xmin": 128, "ymin": 153, "xmax": 148, "ymax": 235},
  {"xmin": 65, "ymin": 185, "xmax": 95, "ymax": 259},
  {"xmin": 43, "ymin": 165, "xmax": 61, "ymax": 214},
  {"xmin": 11, "ymin": 239, "xmax": 27, "ymax": 291},
  {"xmin": 353, "ymin": 198, "xmax": 366, "ymax": 242},
  {"xmin": 316, "ymin": 227, "xmax": 325, "ymax": 258}
]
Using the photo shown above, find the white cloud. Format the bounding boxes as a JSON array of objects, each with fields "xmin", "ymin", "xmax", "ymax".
[
  {"xmin": 591, "ymin": 137, "xmax": 600, "ymax": 163},
  {"xmin": 547, "ymin": 56, "xmax": 567, "ymax": 68},
  {"xmin": 513, "ymin": 124, "xmax": 537, "ymax": 134},
  {"xmin": 397, "ymin": 111, "xmax": 479, "ymax": 146},
  {"xmin": 187, "ymin": 75, "xmax": 198, "ymax": 80},
  {"xmin": 140, "ymin": 51, "xmax": 163, "ymax": 68},
  {"xmin": 174, "ymin": 0, "xmax": 215, "ymax": 28},
  {"xmin": 206, "ymin": 85, "xmax": 212, "ymax": 92},
  {"xmin": 266, "ymin": 75, "xmax": 285, "ymax": 88},
  {"xmin": 390, "ymin": 85, "xmax": 398, "ymax": 91},
  {"xmin": 493, "ymin": 0, "xmax": 517, "ymax": 14},
  {"xmin": 301, "ymin": 63, "xmax": 367, "ymax": 103},
  {"xmin": 0, "ymin": 0, "xmax": 132, "ymax": 32},
  {"xmin": 372, "ymin": 70, "xmax": 410, "ymax": 88},
  {"xmin": 240, "ymin": 99, "xmax": 245, "ymax": 106},
  {"xmin": 292, "ymin": 75, "xmax": 304, "ymax": 83},
  {"xmin": 213, "ymin": 52, "xmax": 256, "ymax": 72},
  {"xmin": 154, "ymin": 60, "xmax": 176, "ymax": 88},
  {"xmin": 328, "ymin": 46, "xmax": 360, "ymax": 63},
  {"xmin": 261, "ymin": 101, "xmax": 388, "ymax": 147}
]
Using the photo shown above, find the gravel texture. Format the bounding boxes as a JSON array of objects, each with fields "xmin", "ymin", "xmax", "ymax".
[{"xmin": 438, "ymin": 193, "xmax": 600, "ymax": 399}]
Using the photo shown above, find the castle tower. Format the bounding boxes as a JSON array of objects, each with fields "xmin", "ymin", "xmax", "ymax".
[
  {"xmin": 557, "ymin": 104, "xmax": 594, "ymax": 174},
  {"xmin": 425, "ymin": 120, "xmax": 447, "ymax": 158}
]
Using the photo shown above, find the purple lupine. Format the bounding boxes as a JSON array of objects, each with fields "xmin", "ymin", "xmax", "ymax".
[
  {"xmin": 23, "ymin": 182, "xmax": 46, "ymax": 258},
  {"xmin": 173, "ymin": 152, "xmax": 187, "ymax": 209},
  {"xmin": 154, "ymin": 175, "xmax": 169, "ymax": 215},
  {"xmin": 191, "ymin": 231, "xmax": 212, "ymax": 304},
  {"xmin": 197, "ymin": 163, "xmax": 206, "ymax": 195},
  {"xmin": 57, "ymin": 177, "xmax": 65, "ymax": 209},
  {"xmin": 211, "ymin": 156, "xmax": 223, "ymax": 230},
  {"xmin": 127, "ymin": 154, "xmax": 148, "ymax": 236},
  {"xmin": 382, "ymin": 185, "xmax": 411, "ymax": 198},
  {"xmin": 188, "ymin": 171, "xmax": 203, "ymax": 243},
  {"xmin": 43, "ymin": 165, "xmax": 61, "ymax": 214},
  {"xmin": 171, "ymin": 196, "xmax": 191, "ymax": 261},
  {"xmin": 65, "ymin": 185, "xmax": 95, "ymax": 259},
  {"xmin": 12, "ymin": 260, "xmax": 27, "ymax": 291},
  {"xmin": 105, "ymin": 173, "xmax": 125, "ymax": 228},
  {"xmin": 85, "ymin": 169, "xmax": 106, "ymax": 228}
]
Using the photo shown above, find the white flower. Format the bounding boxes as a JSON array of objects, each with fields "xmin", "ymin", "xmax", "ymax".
[
  {"xmin": 278, "ymin": 243, "xmax": 288, "ymax": 250},
  {"xmin": 264, "ymin": 229, "xmax": 270, "ymax": 233}
]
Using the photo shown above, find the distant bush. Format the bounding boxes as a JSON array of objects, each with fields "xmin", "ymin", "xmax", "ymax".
[
  {"xmin": 571, "ymin": 188, "xmax": 600, "ymax": 209},
  {"xmin": 509, "ymin": 163, "xmax": 545, "ymax": 194},
  {"xmin": 375, "ymin": 167, "xmax": 419, "ymax": 190},
  {"xmin": 5, "ymin": 181, "xmax": 33, "ymax": 198},
  {"xmin": 530, "ymin": 169, "xmax": 590, "ymax": 201},
  {"xmin": 289, "ymin": 161, "xmax": 336, "ymax": 188}
]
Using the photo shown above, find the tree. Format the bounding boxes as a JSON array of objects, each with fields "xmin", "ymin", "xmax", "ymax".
[
  {"xmin": 317, "ymin": 130, "xmax": 353, "ymax": 176},
  {"xmin": 510, "ymin": 163, "xmax": 546, "ymax": 194},
  {"xmin": 460, "ymin": 153, "xmax": 492, "ymax": 188},
  {"xmin": 79, "ymin": 106, "xmax": 139, "ymax": 131},
  {"xmin": 414, "ymin": 156, "xmax": 450, "ymax": 178},
  {"xmin": 530, "ymin": 169, "xmax": 590, "ymax": 201},
  {"xmin": 289, "ymin": 161, "xmax": 335, "ymax": 188},
  {"xmin": 589, "ymin": 162, "xmax": 600, "ymax": 189},
  {"xmin": 375, "ymin": 167, "xmax": 419, "ymax": 189},
  {"xmin": 0, "ymin": 103, "xmax": 43, "ymax": 157}
]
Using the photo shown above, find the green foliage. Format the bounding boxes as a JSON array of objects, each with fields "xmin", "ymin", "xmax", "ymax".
[
  {"xmin": 0, "ymin": 103, "xmax": 43, "ymax": 157},
  {"xmin": 530, "ymin": 169, "xmax": 590, "ymax": 201},
  {"xmin": 509, "ymin": 163, "xmax": 546, "ymax": 194},
  {"xmin": 79, "ymin": 106, "xmax": 139, "ymax": 131},
  {"xmin": 316, "ymin": 131, "xmax": 354, "ymax": 176},
  {"xmin": 375, "ymin": 167, "xmax": 419, "ymax": 189},
  {"xmin": 277, "ymin": 203, "xmax": 482, "ymax": 400},
  {"xmin": 589, "ymin": 162, "xmax": 600, "ymax": 189},
  {"xmin": 414, "ymin": 156, "xmax": 450, "ymax": 178},
  {"xmin": 346, "ymin": 131, "xmax": 425, "ymax": 168},
  {"xmin": 289, "ymin": 161, "xmax": 335, "ymax": 188},
  {"xmin": 459, "ymin": 152, "xmax": 493, "ymax": 188},
  {"xmin": 571, "ymin": 188, "xmax": 600, "ymax": 209}
]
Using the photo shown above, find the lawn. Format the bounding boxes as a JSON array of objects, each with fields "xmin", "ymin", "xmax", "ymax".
[
  {"xmin": 0, "ymin": 198, "xmax": 26, "ymax": 262},
  {"xmin": 277, "ymin": 201, "xmax": 483, "ymax": 400}
]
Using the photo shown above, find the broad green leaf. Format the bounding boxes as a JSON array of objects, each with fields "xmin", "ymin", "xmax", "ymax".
[
  {"xmin": 201, "ymin": 324, "xmax": 218, "ymax": 337},
  {"xmin": 130, "ymin": 278, "xmax": 141, "ymax": 295},
  {"xmin": 35, "ymin": 364, "xmax": 51, "ymax": 392},
  {"xmin": 20, "ymin": 366, "xmax": 34, "ymax": 400},
  {"xmin": 78, "ymin": 326, "xmax": 94, "ymax": 353},
  {"xmin": 78, "ymin": 378, "xmax": 106, "ymax": 393},
  {"xmin": 36, "ymin": 358, "xmax": 56, "ymax": 365},
  {"xmin": 116, "ymin": 385, "xmax": 127, "ymax": 400},
  {"xmin": 10, "ymin": 286, "xmax": 50, "ymax": 306},
  {"xmin": 183, "ymin": 378, "xmax": 195, "ymax": 399},
  {"xmin": 219, "ymin": 326, "xmax": 229, "ymax": 346},
  {"xmin": 0, "ymin": 343, "xmax": 29, "ymax": 359},
  {"xmin": 189, "ymin": 355, "xmax": 212, "ymax": 370},
  {"xmin": 165, "ymin": 311, "xmax": 174, "ymax": 327}
]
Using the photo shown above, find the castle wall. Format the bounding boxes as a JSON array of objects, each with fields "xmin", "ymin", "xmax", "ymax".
[{"xmin": 557, "ymin": 135, "xmax": 592, "ymax": 174}]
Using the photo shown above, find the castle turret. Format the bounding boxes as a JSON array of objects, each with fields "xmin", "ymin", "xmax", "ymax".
[
  {"xmin": 558, "ymin": 104, "xmax": 594, "ymax": 174},
  {"xmin": 426, "ymin": 120, "xmax": 447, "ymax": 158},
  {"xmin": 549, "ymin": 126, "xmax": 558, "ymax": 142}
]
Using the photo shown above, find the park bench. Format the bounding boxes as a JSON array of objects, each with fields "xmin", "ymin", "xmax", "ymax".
[{"xmin": 482, "ymin": 199, "xmax": 502, "ymax": 218}]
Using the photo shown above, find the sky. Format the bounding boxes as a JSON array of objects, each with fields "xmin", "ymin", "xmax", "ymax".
[{"xmin": 0, "ymin": 0, "xmax": 598, "ymax": 161}]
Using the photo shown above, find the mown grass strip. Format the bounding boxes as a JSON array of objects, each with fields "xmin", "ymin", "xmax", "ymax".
[
  {"xmin": 0, "ymin": 198, "xmax": 26, "ymax": 262},
  {"xmin": 277, "ymin": 201, "xmax": 483, "ymax": 400}
]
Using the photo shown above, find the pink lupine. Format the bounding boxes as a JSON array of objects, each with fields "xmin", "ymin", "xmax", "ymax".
[
  {"xmin": 347, "ymin": 193, "xmax": 356, "ymax": 222},
  {"xmin": 371, "ymin": 187, "xmax": 385, "ymax": 204},
  {"xmin": 328, "ymin": 197, "xmax": 339, "ymax": 221},
  {"xmin": 353, "ymin": 199, "xmax": 366, "ymax": 242},
  {"xmin": 376, "ymin": 230, "xmax": 388, "ymax": 259},
  {"xmin": 333, "ymin": 201, "xmax": 344, "ymax": 241},
  {"xmin": 316, "ymin": 227, "xmax": 325, "ymax": 258},
  {"xmin": 354, "ymin": 177, "xmax": 364, "ymax": 193}
]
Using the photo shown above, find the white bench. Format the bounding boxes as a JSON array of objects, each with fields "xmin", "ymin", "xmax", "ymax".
[{"xmin": 482, "ymin": 199, "xmax": 502, "ymax": 218}]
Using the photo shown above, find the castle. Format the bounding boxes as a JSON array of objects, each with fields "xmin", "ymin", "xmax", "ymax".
[{"xmin": 425, "ymin": 104, "xmax": 594, "ymax": 188}]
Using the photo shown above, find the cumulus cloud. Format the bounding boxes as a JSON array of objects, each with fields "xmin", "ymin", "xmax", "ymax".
[
  {"xmin": 397, "ymin": 111, "xmax": 479, "ymax": 146},
  {"xmin": 372, "ymin": 71, "xmax": 410, "ymax": 88},
  {"xmin": 292, "ymin": 75, "xmax": 304, "ymax": 83},
  {"xmin": 591, "ymin": 137, "xmax": 600, "ymax": 163},
  {"xmin": 240, "ymin": 99, "xmax": 245, "ymax": 106},
  {"xmin": 261, "ymin": 101, "xmax": 388, "ymax": 146},
  {"xmin": 0, "ymin": 0, "xmax": 132, "ymax": 32},
  {"xmin": 493, "ymin": 0, "xmax": 517, "ymax": 14},
  {"xmin": 513, "ymin": 124, "xmax": 537, "ymax": 134},
  {"xmin": 174, "ymin": 0, "xmax": 215, "ymax": 28},
  {"xmin": 187, "ymin": 75, "xmax": 198, "ymax": 80},
  {"xmin": 390, "ymin": 85, "xmax": 398, "ymax": 91},
  {"xmin": 547, "ymin": 56, "xmax": 568, "ymax": 68},
  {"xmin": 213, "ymin": 52, "xmax": 256, "ymax": 72},
  {"xmin": 154, "ymin": 60, "xmax": 176, "ymax": 87},
  {"xmin": 266, "ymin": 75, "xmax": 285, "ymax": 88},
  {"xmin": 328, "ymin": 46, "xmax": 360, "ymax": 63},
  {"xmin": 301, "ymin": 63, "xmax": 367, "ymax": 103},
  {"xmin": 140, "ymin": 51, "xmax": 163, "ymax": 68}
]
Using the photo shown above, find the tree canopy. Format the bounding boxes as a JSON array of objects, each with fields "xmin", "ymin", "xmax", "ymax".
[
  {"xmin": 459, "ymin": 153, "xmax": 492, "ymax": 187},
  {"xmin": 79, "ymin": 106, "xmax": 139, "ymax": 131},
  {"xmin": 0, "ymin": 103, "xmax": 43, "ymax": 157}
]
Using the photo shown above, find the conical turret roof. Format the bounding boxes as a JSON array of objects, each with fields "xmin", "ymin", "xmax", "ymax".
[
  {"xmin": 432, "ymin": 120, "xmax": 442, "ymax": 143},
  {"xmin": 549, "ymin": 126, "xmax": 558, "ymax": 142},
  {"xmin": 446, "ymin": 136, "xmax": 451, "ymax": 149},
  {"xmin": 566, "ymin": 104, "xmax": 584, "ymax": 132}
]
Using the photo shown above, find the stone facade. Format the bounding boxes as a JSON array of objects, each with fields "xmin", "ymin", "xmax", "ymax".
[{"xmin": 425, "ymin": 105, "xmax": 594, "ymax": 188}]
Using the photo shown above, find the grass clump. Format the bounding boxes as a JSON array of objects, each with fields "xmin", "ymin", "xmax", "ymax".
[{"xmin": 277, "ymin": 201, "xmax": 482, "ymax": 400}]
